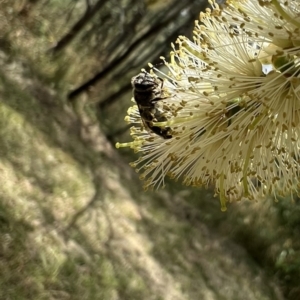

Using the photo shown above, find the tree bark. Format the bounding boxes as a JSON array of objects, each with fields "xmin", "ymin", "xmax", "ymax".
[
  {"xmin": 68, "ymin": 0, "xmax": 204, "ymax": 101},
  {"xmin": 49, "ymin": 0, "xmax": 109, "ymax": 54}
]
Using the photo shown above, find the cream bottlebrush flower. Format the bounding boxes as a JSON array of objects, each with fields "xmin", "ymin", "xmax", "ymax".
[
  {"xmin": 225, "ymin": 0, "xmax": 300, "ymax": 49},
  {"xmin": 116, "ymin": 0, "xmax": 300, "ymax": 210}
]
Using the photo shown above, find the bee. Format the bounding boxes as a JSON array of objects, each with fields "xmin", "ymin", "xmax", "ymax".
[{"xmin": 131, "ymin": 71, "xmax": 172, "ymax": 139}]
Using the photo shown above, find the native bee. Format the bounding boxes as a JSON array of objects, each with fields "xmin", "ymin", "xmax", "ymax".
[{"xmin": 131, "ymin": 71, "xmax": 172, "ymax": 139}]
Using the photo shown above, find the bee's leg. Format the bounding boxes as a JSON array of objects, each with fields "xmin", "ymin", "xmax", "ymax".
[
  {"xmin": 151, "ymin": 96, "xmax": 167, "ymax": 103},
  {"xmin": 150, "ymin": 126, "xmax": 172, "ymax": 139},
  {"xmin": 157, "ymin": 76, "xmax": 164, "ymax": 88}
]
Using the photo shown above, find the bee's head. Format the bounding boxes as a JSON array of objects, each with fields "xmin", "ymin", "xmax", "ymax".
[{"xmin": 131, "ymin": 71, "xmax": 159, "ymax": 92}]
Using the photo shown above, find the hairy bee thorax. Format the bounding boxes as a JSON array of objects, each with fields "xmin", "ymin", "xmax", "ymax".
[{"xmin": 131, "ymin": 71, "xmax": 172, "ymax": 139}]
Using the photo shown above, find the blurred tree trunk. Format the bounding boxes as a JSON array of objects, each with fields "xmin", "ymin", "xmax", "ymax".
[
  {"xmin": 68, "ymin": 0, "xmax": 208, "ymax": 102},
  {"xmin": 1, "ymin": 1, "xmax": 298, "ymax": 298},
  {"xmin": 18, "ymin": 0, "xmax": 39, "ymax": 17},
  {"xmin": 50, "ymin": 0, "xmax": 109, "ymax": 54}
]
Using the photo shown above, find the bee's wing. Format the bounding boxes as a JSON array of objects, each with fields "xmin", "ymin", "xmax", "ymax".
[
  {"xmin": 137, "ymin": 105, "xmax": 172, "ymax": 139},
  {"xmin": 137, "ymin": 105, "xmax": 154, "ymax": 131}
]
